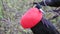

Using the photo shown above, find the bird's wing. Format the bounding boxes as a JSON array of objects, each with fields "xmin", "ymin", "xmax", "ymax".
[{"xmin": 42, "ymin": 18, "xmax": 60, "ymax": 34}]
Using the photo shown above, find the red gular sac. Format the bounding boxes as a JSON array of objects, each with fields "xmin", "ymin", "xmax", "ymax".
[{"xmin": 20, "ymin": 7, "xmax": 43, "ymax": 29}]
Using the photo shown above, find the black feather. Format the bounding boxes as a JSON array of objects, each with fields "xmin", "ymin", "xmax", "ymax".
[
  {"xmin": 31, "ymin": 18, "xmax": 60, "ymax": 34},
  {"xmin": 34, "ymin": 0, "xmax": 60, "ymax": 7}
]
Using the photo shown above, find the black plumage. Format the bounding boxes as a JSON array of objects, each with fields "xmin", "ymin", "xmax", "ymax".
[
  {"xmin": 33, "ymin": 0, "xmax": 60, "ymax": 7},
  {"xmin": 31, "ymin": 18, "xmax": 60, "ymax": 34}
]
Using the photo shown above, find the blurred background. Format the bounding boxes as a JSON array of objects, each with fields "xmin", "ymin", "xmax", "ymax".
[{"xmin": 0, "ymin": 0, "xmax": 60, "ymax": 34}]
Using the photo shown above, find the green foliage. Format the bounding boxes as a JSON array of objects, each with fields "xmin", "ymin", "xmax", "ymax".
[{"xmin": 0, "ymin": 0, "xmax": 3, "ymax": 19}]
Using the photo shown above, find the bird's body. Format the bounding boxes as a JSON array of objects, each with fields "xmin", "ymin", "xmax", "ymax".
[
  {"xmin": 20, "ymin": 7, "xmax": 60, "ymax": 34},
  {"xmin": 20, "ymin": 0, "xmax": 60, "ymax": 33},
  {"xmin": 31, "ymin": 18, "xmax": 60, "ymax": 34}
]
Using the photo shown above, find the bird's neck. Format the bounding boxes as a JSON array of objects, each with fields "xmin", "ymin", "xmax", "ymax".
[{"xmin": 31, "ymin": 21, "xmax": 49, "ymax": 34}]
